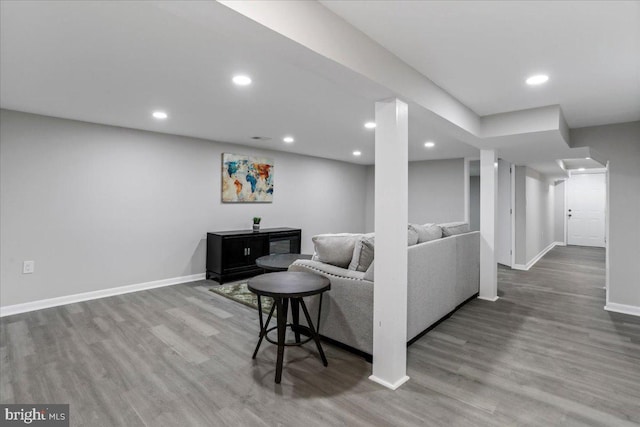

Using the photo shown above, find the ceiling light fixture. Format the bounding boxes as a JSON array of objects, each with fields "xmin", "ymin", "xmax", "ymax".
[
  {"xmin": 526, "ymin": 74, "xmax": 549, "ymax": 85},
  {"xmin": 353, "ymin": 150, "xmax": 362, "ymax": 156},
  {"xmin": 578, "ymin": 167, "xmax": 586, "ymax": 171},
  {"xmin": 424, "ymin": 141, "xmax": 435, "ymax": 148},
  {"xmin": 364, "ymin": 122, "xmax": 376, "ymax": 129},
  {"xmin": 494, "ymin": 162, "xmax": 499, "ymax": 168},
  {"xmin": 585, "ymin": 157, "xmax": 591, "ymax": 160},
  {"xmin": 232, "ymin": 75, "xmax": 252, "ymax": 86},
  {"xmin": 283, "ymin": 136, "xmax": 294, "ymax": 143},
  {"xmin": 152, "ymin": 111, "xmax": 168, "ymax": 120}
]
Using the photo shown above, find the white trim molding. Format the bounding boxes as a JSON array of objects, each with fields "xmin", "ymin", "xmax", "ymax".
[
  {"xmin": 512, "ymin": 241, "xmax": 561, "ymax": 271},
  {"xmin": 604, "ymin": 302, "xmax": 640, "ymax": 318},
  {"xmin": 0, "ymin": 273, "xmax": 206, "ymax": 317},
  {"xmin": 478, "ymin": 296, "xmax": 499, "ymax": 302},
  {"xmin": 369, "ymin": 375, "xmax": 410, "ymax": 390}
]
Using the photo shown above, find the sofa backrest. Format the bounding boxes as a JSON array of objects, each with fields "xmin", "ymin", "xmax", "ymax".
[{"xmin": 365, "ymin": 231, "xmax": 479, "ymax": 282}]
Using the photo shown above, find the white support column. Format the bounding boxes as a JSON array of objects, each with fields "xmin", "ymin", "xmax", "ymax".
[
  {"xmin": 479, "ymin": 149, "xmax": 499, "ymax": 301},
  {"xmin": 370, "ymin": 98, "xmax": 409, "ymax": 390}
]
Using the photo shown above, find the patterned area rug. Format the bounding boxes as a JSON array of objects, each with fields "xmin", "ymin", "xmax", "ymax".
[{"xmin": 209, "ymin": 282, "xmax": 274, "ymax": 314}]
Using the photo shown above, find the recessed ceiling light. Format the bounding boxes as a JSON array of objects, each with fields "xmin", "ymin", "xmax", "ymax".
[
  {"xmin": 494, "ymin": 162, "xmax": 499, "ymax": 168},
  {"xmin": 232, "ymin": 75, "xmax": 252, "ymax": 86},
  {"xmin": 152, "ymin": 111, "xmax": 168, "ymax": 120},
  {"xmin": 283, "ymin": 136, "xmax": 294, "ymax": 143},
  {"xmin": 578, "ymin": 167, "xmax": 586, "ymax": 171},
  {"xmin": 526, "ymin": 74, "xmax": 549, "ymax": 85},
  {"xmin": 353, "ymin": 150, "xmax": 362, "ymax": 156},
  {"xmin": 364, "ymin": 122, "xmax": 376, "ymax": 129},
  {"xmin": 424, "ymin": 141, "xmax": 435, "ymax": 148},
  {"xmin": 585, "ymin": 157, "xmax": 591, "ymax": 160}
]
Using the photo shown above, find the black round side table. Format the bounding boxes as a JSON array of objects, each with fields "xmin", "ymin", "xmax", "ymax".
[
  {"xmin": 255, "ymin": 253, "xmax": 313, "ymax": 272},
  {"xmin": 247, "ymin": 271, "xmax": 330, "ymax": 384}
]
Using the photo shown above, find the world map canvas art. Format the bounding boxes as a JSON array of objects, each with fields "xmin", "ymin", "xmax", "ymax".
[{"xmin": 222, "ymin": 153, "xmax": 274, "ymax": 202}]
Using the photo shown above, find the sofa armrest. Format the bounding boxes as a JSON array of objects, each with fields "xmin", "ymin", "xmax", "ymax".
[
  {"xmin": 288, "ymin": 259, "xmax": 367, "ymax": 281},
  {"xmin": 288, "ymin": 258, "xmax": 374, "ymax": 354}
]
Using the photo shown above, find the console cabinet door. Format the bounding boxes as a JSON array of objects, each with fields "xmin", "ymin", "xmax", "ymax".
[
  {"xmin": 223, "ymin": 236, "xmax": 248, "ymax": 270},
  {"xmin": 247, "ymin": 235, "xmax": 269, "ymax": 264}
]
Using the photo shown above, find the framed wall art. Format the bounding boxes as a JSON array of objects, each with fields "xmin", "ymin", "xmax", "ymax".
[{"xmin": 221, "ymin": 153, "xmax": 274, "ymax": 203}]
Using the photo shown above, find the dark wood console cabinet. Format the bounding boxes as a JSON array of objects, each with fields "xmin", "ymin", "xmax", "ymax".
[{"xmin": 206, "ymin": 228, "xmax": 302, "ymax": 284}]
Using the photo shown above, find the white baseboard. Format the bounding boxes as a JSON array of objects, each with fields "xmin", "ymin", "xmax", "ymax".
[
  {"xmin": 478, "ymin": 295, "xmax": 499, "ymax": 302},
  {"xmin": 604, "ymin": 302, "xmax": 640, "ymax": 318},
  {"xmin": 0, "ymin": 273, "xmax": 206, "ymax": 317},
  {"xmin": 512, "ymin": 241, "xmax": 560, "ymax": 271},
  {"xmin": 369, "ymin": 374, "xmax": 410, "ymax": 390}
]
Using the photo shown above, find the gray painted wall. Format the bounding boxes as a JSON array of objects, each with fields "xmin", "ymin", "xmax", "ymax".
[
  {"xmin": 0, "ymin": 110, "xmax": 367, "ymax": 306},
  {"xmin": 364, "ymin": 158, "xmax": 465, "ymax": 231},
  {"xmin": 514, "ymin": 166, "xmax": 555, "ymax": 265},
  {"xmin": 571, "ymin": 121, "xmax": 640, "ymax": 308},
  {"xmin": 553, "ymin": 180, "xmax": 566, "ymax": 243},
  {"xmin": 469, "ymin": 176, "xmax": 480, "ymax": 231},
  {"xmin": 525, "ymin": 168, "xmax": 555, "ymax": 262}
]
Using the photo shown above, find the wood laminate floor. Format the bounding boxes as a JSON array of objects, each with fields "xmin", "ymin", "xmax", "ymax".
[{"xmin": 1, "ymin": 246, "xmax": 639, "ymax": 426}]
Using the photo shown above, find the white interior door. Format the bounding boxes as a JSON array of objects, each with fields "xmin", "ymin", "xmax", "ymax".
[
  {"xmin": 496, "ymin": 159, "xmax": 512, "ymax": 266},
  {"xmin": 567, "ymin": 173, "xmax": 606, "ymax": 247}
]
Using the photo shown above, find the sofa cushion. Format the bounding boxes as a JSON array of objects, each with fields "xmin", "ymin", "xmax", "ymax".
[
  {"xmin": 407, "ymin": 227, "xmax": 419, "ymax": 246},
  {"xmin": 409, "ymin": 223, "xmax": 442, "ymax": 243},
  {"xmin": 440, "ymin": 222, "xmax": 470, "ymax": 237},
  {"xmin": 348, "ymin": 227, "xmax": 418, "ymax": 271},
  {"xmin": 363, "ymin": 261, "xmax": 375, "ymax": 281},
  {"xmin": 348, "ymin": 235, "xmax": 375, "ymax": 272},
  {"xmin": 312, "ymin": 233, "xmax": 362, "ymax": 268}
]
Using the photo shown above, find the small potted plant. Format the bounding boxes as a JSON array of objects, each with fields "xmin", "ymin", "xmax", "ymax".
[{"xmin": 253, "ymin": 217, "xmax": 261, "ymax": 232}]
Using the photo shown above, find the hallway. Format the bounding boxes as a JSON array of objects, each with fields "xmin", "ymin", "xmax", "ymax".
[{"xmin": 408, "ymin": 245, "xmax": 640, "ymax": 425}]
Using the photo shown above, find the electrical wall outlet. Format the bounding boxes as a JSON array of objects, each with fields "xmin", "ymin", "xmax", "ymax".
[{"xmin": 23, "ymin": 260, "xmax": 35, "ymax": 274}]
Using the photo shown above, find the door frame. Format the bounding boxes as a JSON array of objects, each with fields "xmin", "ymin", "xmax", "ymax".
[
  {"xmin": 465, "ymin": 157, "xmax": 514, "ymax": 267},
  {"xmin": 510, "ymin": 163, "xmax": 516, "ymax": 267}
]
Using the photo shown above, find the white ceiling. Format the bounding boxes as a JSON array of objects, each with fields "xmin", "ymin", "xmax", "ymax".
[
  {"xmin": 321, "ymin": 0, "xmax": 640, "ymax": 128},
  {"xmin": 0, "ymin": 0, "xmax": 478, "ymax": 165},
  {"xmin": 563, "ymin": 158, "xmax": 605, "ymax": 170},
  {"xmin": 1, "ymin": 1, "xmax": 637, "ymax": 174}
]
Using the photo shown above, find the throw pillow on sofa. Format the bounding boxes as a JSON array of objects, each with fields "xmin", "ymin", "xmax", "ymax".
[
  {"xmin": 439, "ymin": 221, "xmax": 470, "ymax": 236},
  {"xmin": 363, "ymin": 261, "xmax": 374, "ymax": 281},
  {"xmin": 348, "ymin": 234, "xmax": 375, "ymax": 272},
  {"xmin": 312, "ymin": 233, "xmax": 362, "ymax": 268},
  {"xmin": 407, "ymin": 227, "xmax": 419, "ymax": 246},
  {"xmin": 409, "ymin": 223, "xmax": 442, "ymax": 243},
  {"xmin": 348, "ymin": 226, "xmax": 419, "ymax": 271}
]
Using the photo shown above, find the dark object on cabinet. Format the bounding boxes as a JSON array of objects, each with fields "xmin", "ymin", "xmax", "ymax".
[{"xmin": 206, "ymin": 228, "xmax": 302, "ymax": 284}]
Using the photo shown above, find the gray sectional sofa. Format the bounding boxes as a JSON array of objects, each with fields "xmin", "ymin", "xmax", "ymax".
[{"xmin": 288, "ymin": 227, "xmax": 479, "ymax": 356}]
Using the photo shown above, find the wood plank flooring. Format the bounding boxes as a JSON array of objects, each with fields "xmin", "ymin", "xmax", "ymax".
[{"xmin": 1, "ymin": 245, "xmax": 639, "ymax": 426}]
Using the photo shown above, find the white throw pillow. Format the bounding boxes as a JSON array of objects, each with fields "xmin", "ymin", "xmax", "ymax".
[
  {"xmin": 407, "ymin": 227, "xmax": 419, "ymax": 246},
  {"xmin": 312, "ymin": 233, "xmax": 362, "ymax": 268},
  {"xmin": 409, "ymin": 223, "xmax": 442, "ymax": 243},
  {"xmin": 439, "ymin": 222, "xmax": 470, "ymax": 237},
  {"xmin": 363, "ymin": 261, "xmax": 375, "ymax": 281},
  {"xmin": 348, "ymin": 234, "xmax": 375, "ymax": 271},
  {"xmin": 348, "ymin": 227, "xmax": 418, "ymax": 271}
]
